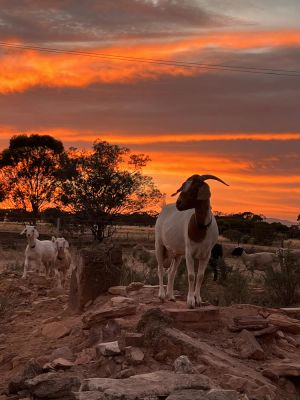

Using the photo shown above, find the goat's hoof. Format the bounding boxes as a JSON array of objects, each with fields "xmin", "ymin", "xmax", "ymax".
[
  {"xmin": 187, "ymin": 297, "xmax": 195, "ymax": 309},
  {"xmin": 195, "ymin": 297, "xmax": 202, "ymax": 307},
  {"xmin": 166, "ymin": 294, "xmax": 176, "ymax": 302}
]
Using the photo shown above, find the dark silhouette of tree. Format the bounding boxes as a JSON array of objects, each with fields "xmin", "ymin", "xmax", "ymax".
[
  {"xmin": 0, "ymin": 134, "xmax": 65, "ymax": 217},
  {"xmin": 60, "ymin": 140, "xmax": 163, "ymax": 240},
  {"xmin": 298, "ymin": 214, "xmax": 300, "ymax": 222}
]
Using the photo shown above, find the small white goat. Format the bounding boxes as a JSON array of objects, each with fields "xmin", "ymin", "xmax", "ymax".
[
  {"xmin": 155, "ymin": 174, "xmax": 228, "ymax": 308},
  {"xmin": 21, "ymin": 225, "xmax": 56, "ymax": 279},
  {"xmin": 232, "ymin": 247, "xmax": 279, "ymax": 272},
  {"xmin": 53, "ymin": 237, "xmax": 72, "ymax": 289}
]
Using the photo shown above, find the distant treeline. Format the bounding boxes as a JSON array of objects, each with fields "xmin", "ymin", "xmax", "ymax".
[{"xmin": 0, "ymin": 208, "xmax": 299, "ymax": 244}]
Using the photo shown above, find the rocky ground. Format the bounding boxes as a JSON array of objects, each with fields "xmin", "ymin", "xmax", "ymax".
[{"xmin": 1, "ymin": 270, "xmax": 300, "ymax": 400}]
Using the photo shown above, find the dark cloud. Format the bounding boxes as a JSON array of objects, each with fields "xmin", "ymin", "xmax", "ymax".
[
  {"xmin": 0, "ymin": 0, "xmax": 229, "ymax": 43},
  {"xmin": 0, "ymin": 45, "xmax": 299, "ymax": 134}
]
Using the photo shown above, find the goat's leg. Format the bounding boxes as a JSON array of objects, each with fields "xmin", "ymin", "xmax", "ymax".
[
  {"xmin": 55, "ymin": 269, "xmax": 63, "ymax": 289},
  {"xmin": 195, "ymin": 255, "xmax": 210, "ymax": 307},
  {"xmin": 186, "ymin": 253, "xmax": 196, "ymax": 309},
  {"xmin": 156, "ymin": 242, "xmax": 166, "ymax": 301},
  {"xmin": 22, "ymin": 258, "xmax": 29, "ymax": 279},
  {"xmin": 166, "ymin": 256, "xmax": 181, "ymax": 301}
]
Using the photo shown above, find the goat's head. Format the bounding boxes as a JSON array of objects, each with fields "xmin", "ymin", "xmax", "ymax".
[
  {"xmin": 55, "ymin": 237, "xmax": 69, "ymax": 257},
  {"xmin": 20, "ymin": 225, "xmax": 39, "ymax": 240},
  {"xmin": 172, "ymin": 174, "xmax": 228, "ymax": 211}
]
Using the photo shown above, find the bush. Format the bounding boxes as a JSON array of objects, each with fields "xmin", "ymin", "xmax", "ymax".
[
  {"xmin": 222, "ymin": 269, "xmax": 250, "ymax": 305},
  {"xmin": 263, "ymin": 250, "xmax": 300, "ymax": 306}
]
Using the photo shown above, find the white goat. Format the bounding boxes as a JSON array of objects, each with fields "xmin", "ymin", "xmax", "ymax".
[
  {"xmin": 155, "ymin": 174, "xmax": 228, "ymax": 308},
  {"xmin": 21, "ymin": 225, "xmax": 56, "ymax": 279},
  {"xmin": 232, "ymin": 247, "xmax": 279, "ymax": 272},
  {"xmin": 53, "ymin": 237, "xmax": 72, "ymax": 289}
]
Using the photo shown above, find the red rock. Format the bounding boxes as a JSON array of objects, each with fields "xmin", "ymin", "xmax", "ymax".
[
  {"xmin": 165, "ymin": 306, "xmax": 220, "ymax": 323},
  {"xmin": 124, "ymin": 332, "xmax": 144, "ymax": 347},
  {"xmin": 41, "ymin": 322, "xmax": 71, "ymax": 339},
  {"xmin": 267, "ymin": 313, "xmax": 300, "ymax": 334},
  {"xmin": 82, "ymin": 304, "xmax": 137, "ymax": 328},
  {"xmin": 235, "ymin": 329, "xmax": 265, "ymax": 360},
  {"xmin": 125, "ymin": 347, "xmax": 144, "ymax": 365},
  {"xmin": 108, "ymin": 286, "xmax": 128, "ymax": 296}
]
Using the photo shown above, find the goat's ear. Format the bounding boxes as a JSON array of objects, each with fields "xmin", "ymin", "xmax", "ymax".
[
  {"xmin": 64, "ymin": 239, "xmax": 70, "ymax": 248},
  {"xmin": 197, "ymin": 184, "xmax": 211, "ymax": 200},
  {"xmin": 20, "ymin": 228, "xmax": 26, "ymax": 235},
  {"xmin": 33, "ymin": 227, "xmax": 39, "ymax": 239}
]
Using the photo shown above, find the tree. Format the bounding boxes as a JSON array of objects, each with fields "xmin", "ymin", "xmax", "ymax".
[
  {"xmin": 60, "ymin": 140, "xmax": 163, "ymax": 240},
  {"xmin": 0, "ymin": 134, "xmax": 65, "ymax": 217}
]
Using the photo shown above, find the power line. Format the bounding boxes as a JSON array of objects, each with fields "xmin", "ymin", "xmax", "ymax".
[{"xmin": 0, "ymin": 41, "xmax": 300, "ymax": 77}]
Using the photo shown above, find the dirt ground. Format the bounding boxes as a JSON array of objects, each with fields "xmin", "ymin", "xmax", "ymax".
[{"xmin": 1, "ymin": 230, "xmax": 300, "ymax": 400}]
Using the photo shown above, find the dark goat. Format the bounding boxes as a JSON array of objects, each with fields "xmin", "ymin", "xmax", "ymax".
[{"xmin": 209, "ymin": 243, "xmax": 224, "ymax": 281}]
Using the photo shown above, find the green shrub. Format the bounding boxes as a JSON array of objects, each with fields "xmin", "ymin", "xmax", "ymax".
[
  {"xmin": 222, "ymin": 269, "xmax": 250, "ymax": 305},
  {"xmin": 263, "ymin": 250, "xmax": 300, "ymax": 306}
]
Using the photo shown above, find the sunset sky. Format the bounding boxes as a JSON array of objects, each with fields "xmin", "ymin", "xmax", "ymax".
[{"xmin": 0, "ymin": 0, "xmax": 299, "ymax": 221}]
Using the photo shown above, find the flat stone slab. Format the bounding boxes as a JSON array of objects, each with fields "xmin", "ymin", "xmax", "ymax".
[
  {"xmin": 165, "ymin": 306, "xmax": 220, "ymax": 323},
  {"xmin": 82, "ymin": 304, "xmax": 137, "ymax": 328},
  {"xmin": 81, "ymin": 370, "xmax": 212, "ymax": 399},
  {"xmin": 263, "ymin": 361, "xmax": 300, "ymax": 379},
  {"xmin": 267, "ymin": 313, "xmax": 300, "ymax": 334}
]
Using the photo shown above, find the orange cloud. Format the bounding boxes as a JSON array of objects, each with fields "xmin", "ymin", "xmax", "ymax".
[
  {"xmin": 1, "ymin": 28, "xmax": 300, "ymax": 93},
  {"xmin": 0, "ymin": 127, "xmax": 299, "ymax": 221},
  {"xmin": 2, "ymin": 128, "xmax": 299, "ymax": 144}
]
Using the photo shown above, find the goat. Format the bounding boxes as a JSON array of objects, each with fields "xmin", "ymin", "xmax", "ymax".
[
  {"xmin": 155, "ymin": 174, "xmax": 228, "ymax": 308},
  {"xmin": 208, "ymin": 243, "xmax": 229, "ymax": 282},
  {"xmin": 53, "ymin": 237, "xmax": 72, "ymax": 289},
  {"xmin": 21, "ymin": 225, "xmax": 56, "ymax": 279},
  {"xmin": 231, "ymin": 247, "xmax": 279, "ymax": 272}
]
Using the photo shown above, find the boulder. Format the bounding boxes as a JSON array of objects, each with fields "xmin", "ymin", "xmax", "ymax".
[
  {"xmin": 110, "ymin": 296, "xmax": 135, "ymax": 306},
  {"xmin": 49, "ymin": 347, "xmax": 75, "ymax": 362},
  {"xmin": 76, "ymin": 393, "xmax": 104, "ymax": 400},
  {"xmin": 230, "ymin": 316, "xmax": 268, "ymax": 332},
  {"xmin": 127, "ymin": 282, "xmax": 144, "ymax": 292},
  {"xmin": 108, "ymin": 286, "xmax": 127, "ymax": 296},
  {"xmin": 8, "ymin": 359, "xmax": 43, "ymax": 394},
  {"xmin": 262, "ymin": 361, "xmax": 300, "ymax": 379},
  {"xmin": 82, "ymin": 304, "xmax": 137, "ymax": 328},
  {"xmin": 96, "ymin": 341, "xmax": 121, "ymax": 356},
  {"xmin": 267, "ymin": 313, "xmax": 300, "ymax": 334},
  {"xmin": 166, "ymin": 389, "xmax": 243, "ymax": 400},
  {"xmin": 43, "ymin": 358, "xmax": 74, "ymax": 371},
  {"xmin": 69, "ymin": 244, "xmax": 122, "ymax": 311},
  {"xmin": 81, "ymin": 370, "xmax": 212, "ymax": 399},
  {"xmin": 74, "ymin": 392, "xmax": 104, "ymax": 400},
  {"xmin": 42, "ymin": 322, "xmax": 71, "ymax": 339},
  {"xmin": 174, "ymin": 355, "xmax": 194, "ymax": 374},
  {"xmin": 24, "ymin": 372, "xmax": 81, "ymax": 398},
  {"xmin": 125, "ymin": 347, "xmax": 145, "ymax": 365},
  {"xmin": 124, "ymin": 332, "xmax": 144, "ymax": 347},
  {"xmin": 235, "ymin": 329, "xmax": 265, "ymax": 360},
  {"xmin": 75, "ymin": 348, "xmax": 97, "ymax": 365}
]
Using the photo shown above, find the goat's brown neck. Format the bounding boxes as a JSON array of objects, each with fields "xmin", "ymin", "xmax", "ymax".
[{"xmin": 188, "ymin": 199, "xmax": 212, "ymax": 242}]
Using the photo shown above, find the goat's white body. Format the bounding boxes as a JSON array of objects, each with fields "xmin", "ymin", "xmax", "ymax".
[
  {"xmin": 23, "ymin": 239, "xmax": 56, "ymax": 279},
  {"xmin": 155, "ymin": 203, "xmax": 218, "ymax": 308},
  {"xmin": 240, "ymin": 251, "xmax": 278, "ymax": 272}
]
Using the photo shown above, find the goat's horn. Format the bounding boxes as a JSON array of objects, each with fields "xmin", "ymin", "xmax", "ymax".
[
  {"xmin": 171, "ymin": 184, "xmax": 184, "ymax": 197},
  {"xmin": 200, "ymin": 175, "xmax": 229, "ymax": 186}
]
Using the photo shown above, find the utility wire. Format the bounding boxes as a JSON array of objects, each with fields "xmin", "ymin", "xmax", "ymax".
[{"xmin": 0, "ymin": 41, "xmax": 300, "ymax": 77}]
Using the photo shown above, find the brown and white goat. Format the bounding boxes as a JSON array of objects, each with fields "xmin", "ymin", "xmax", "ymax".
[
  {"xmin": 53, "ymin": 237, "xmax": 72, "ymax": 289},
  {"xmin": 155, "ymin": 174, "xmax": 228, "ymax": 308}
]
